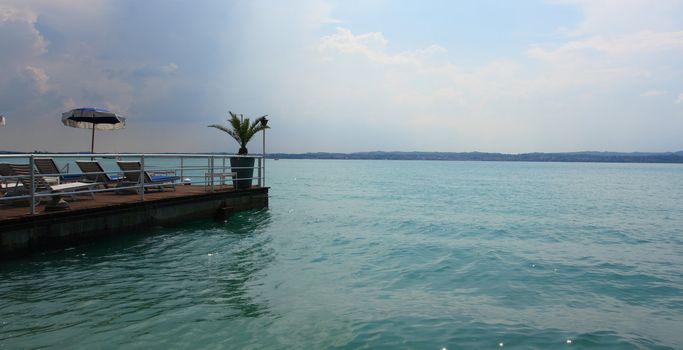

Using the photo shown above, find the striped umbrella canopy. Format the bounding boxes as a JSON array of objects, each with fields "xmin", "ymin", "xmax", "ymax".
[{"xmin": 62, "ymin": 107, "xmax": 126, "ymax": 153}]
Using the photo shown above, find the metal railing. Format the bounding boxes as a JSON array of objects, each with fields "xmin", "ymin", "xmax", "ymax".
[{"xmin": 0, "ymin": 153, "xmax": 264, "ymax": 215}]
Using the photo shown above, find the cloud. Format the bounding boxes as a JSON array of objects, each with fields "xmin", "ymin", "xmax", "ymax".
[
  {"xmin": 0, "ymin": 4, "xmax": 56, "ymax": 121},
  {"xmin": 128, "ymin": 63, "xmax": 179, "ymax": 79},
  {"xmin": 1, "ymin": 1, "xmax": 682, "ymax": 153},
  {"xmin": 319, "ymin": 28, "xmax": 387, "ymax": 54},
  {"xmin": 0, "ymin": 6, "xmax": 46, "ymax": 68},
  {"xmin": 23, "ymin": 66, "xmax": 49, "ymax": 93},
  {"xmin": 318, "ymin": 27, "xmax": 446, "ymax": 66},
  {"xmin": 527, "ymin": 31, "xmax": 683, "ymax": 61},
  {"xmin": 640, "ymin": 90, "xmax": 664, "ymax": 97},
  {"xmin": 309, "ymin": 2, "xmax": 683, "ymax": 152},
  {"xmin": 525, "ymin": 1, "xmax": 683, "ymax": 96},
  {"xmin": 676, "ymin": 93, "xmax": 683, "ymax": 104},
  {"xmin": 161, "ymin": 63, "xmax": 178, "ymax": 74},
  {"xmin": 0, "ymin": 1, "xmax": 201, "ymax": 152}
]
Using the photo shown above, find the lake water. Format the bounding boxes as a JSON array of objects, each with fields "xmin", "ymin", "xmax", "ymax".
[{"xmin": 2, "ymin": 160, "xmax": 683, "ymax": 349}]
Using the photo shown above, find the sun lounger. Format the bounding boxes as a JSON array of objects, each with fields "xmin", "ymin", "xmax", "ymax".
[
  {"xmin": 0, "ymin": 163, "xmax": 24, "ymax": 195},
  {"xmin": 116, "ymin": 161, "xmax": 179, "ymax": 192},
  {"xmin": 34, "ymin": 158, "xmax": 83, "ymax": 183},
  {"xmin": 9, "ymin": 164, "xmax": 97, "ymax": 202},
  {"xmin": 0, "ymin": 163, "xmax": 23, "ymax": 190},
  {"xmin": 1, "ymin": 181, "xmax": 23, "ymax": 191},
  {"xmin": 1, "ymin": 163, "xmax": 32, "ymax": 206},
  {"xmin": 0, "ymin": 163, "xmax": 14, "ymax": 181},
  {"xmin": 0, "ymin": 163, "xmax": 14, "ymax": 179},
  {"xmin": 76, "ymin": 160, "xmax": 122, "ymax": 188}
]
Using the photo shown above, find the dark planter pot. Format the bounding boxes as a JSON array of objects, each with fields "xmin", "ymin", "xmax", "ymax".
[{"xmin": 230, "ymin": 157, "xmax": 255, "ymax": 190}]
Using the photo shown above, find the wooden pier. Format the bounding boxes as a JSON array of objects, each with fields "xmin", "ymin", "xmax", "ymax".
[
  {"xmin": 0, "ymin": 185, "xmax": 269, "ymax": 259},
  {"xmin": 1, "ymin": 153, "xmax": 270, "ymax": 259}
]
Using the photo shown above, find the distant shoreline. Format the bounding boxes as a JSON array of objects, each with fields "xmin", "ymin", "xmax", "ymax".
[
  {"xmin": 3, "ymin": 150, "xmax": 683, "ymax": 164},
  {"xmin": 267, "ymin": 151, "xmax": 683, "ymax": 164}
]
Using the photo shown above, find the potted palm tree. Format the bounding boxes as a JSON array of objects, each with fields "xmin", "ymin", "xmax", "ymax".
[{"xmin": 209, "ymin": 111, "xmax": 269, "ymax": 189}]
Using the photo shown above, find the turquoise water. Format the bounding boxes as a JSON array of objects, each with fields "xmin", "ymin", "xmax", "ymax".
[{"xmin": 2, "ymin": 160, "xmax": 683, "ymax": 349}]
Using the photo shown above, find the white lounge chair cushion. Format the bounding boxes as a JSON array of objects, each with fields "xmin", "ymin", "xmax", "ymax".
[
  {"xmin": 50, "ymin": 182, "xmax": 95, "ymax": 192},
  {"xmin": 1, "ymin": 183, "xmax": 23, "ymax": 189}
]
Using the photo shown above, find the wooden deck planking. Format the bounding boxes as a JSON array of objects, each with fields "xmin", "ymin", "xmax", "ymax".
[{"xmin": 0, "ymin": 185, "xmax": 256, "ymax": 221}]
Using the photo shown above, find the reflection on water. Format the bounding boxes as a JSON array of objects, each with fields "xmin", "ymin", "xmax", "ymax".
[{"xmin": 211, "ymin": 210, "xmax": 274, "ymax": 319}]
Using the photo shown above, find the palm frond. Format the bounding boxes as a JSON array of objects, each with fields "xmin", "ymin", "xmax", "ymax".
[
  {"xmin": 208, "ymin": 110, "xmax": 269, "ymax": 154},
  {"xmin": 208, "ymin": 124, "xmax": 230, "ymax": 133}
]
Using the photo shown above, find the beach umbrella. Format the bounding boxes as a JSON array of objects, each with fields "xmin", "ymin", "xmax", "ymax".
[{"xmin": 61, "ymin": 107, "xmax": 126, "ymax": 153}]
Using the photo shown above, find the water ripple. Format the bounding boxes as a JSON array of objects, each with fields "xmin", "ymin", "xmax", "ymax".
[{"xmin": 2, "ymin": 161, "xmax": 683, "ymax": 348}]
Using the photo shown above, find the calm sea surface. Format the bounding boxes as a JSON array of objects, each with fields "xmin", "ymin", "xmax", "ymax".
[{"xmin": 2, "ymin": 160, "xmax": 683, "ymax": 349}]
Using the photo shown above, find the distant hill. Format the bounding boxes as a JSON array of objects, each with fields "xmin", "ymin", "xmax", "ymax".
[
  {"xmin": 268, "ymin": 151, "xmax": 683, "ymax": 164},
  {"xmin": 3, "ymin": 150, "xmax": 683, "ymax": 164}
]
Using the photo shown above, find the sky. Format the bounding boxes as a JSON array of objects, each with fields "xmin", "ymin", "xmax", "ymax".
[{"xmin": 1, "ymin": 0, "xmax": 682, "ymax": 154}]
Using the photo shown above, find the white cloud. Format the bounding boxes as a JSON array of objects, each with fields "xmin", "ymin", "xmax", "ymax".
[
  {"xmin": 319, "ymin": 28, "xmax": 387, "ymax": 53},
  {"xmin": 640, "ymin": 90, "xmax": 664, "ymax": 97},
  {"xmin": 0, "ymin": 6, "xmax": 47, "ymax": 67},
  {"xmin": 676, "ymin": 93, "xmax": 683, "ymax": 104},
  {"xmin": 528, "ymin": 31, "xmax": 683, "ymax": 61},
  {"xmin": 318, "ymin": 27, "xmax": 446, "ymax": 66},
  {"xmin": 23, "ymin": 66, "xmax": 49, "ymax": 93},
  {"xmin": 0, "ymin": 0, "xmax": 191, "ymax": 152},
  {"xmin": 161, "ymin": 63, "xmax": 178, "ymax": 74},
  {"xmin": 310, "ymin": 3, "xmax": 683, "ymax": 152},
  {"xmin": 525, "ymin": 1, "xmax": 683, "ymax": 97}
]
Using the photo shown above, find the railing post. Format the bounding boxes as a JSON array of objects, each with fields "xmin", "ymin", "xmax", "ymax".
[
  {"xmin": 30, "ymin": 155, "xmax": 36, "ymax": 215},
  {"xmin": 180, "ymin": 156, "xmax": 184, "ymax": 181},
  {"xmin": 257, "ymin": 157, "xmax": 262, "ymax": 187},
  {"xmin": 140, "ymin": 155, "xmax": 145, "ymax": 201},
  {"xmin": 210, "ymin": 156, "xmax": 215, "ymax": 192}
]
